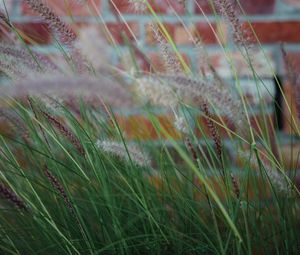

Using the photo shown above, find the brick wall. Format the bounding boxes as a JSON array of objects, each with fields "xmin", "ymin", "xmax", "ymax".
[
  {"xmin": 1, "ymin": 0, "xmax": 300, "ymax": 139},
  {"xmin": 2, "ymin": 0, "xmax": 300, "ymax": 73}
]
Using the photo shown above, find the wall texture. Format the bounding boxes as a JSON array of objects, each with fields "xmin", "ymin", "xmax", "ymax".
[
  {"xmin": 1, "ymin": 0, "xmax": 300, "ymax": 140},
  {"xmin": 2, "ymin": 0, "xmax": 300, "ymax": 73}
]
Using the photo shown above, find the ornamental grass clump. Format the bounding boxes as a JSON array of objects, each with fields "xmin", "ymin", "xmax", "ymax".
[{"xmin": 0, "ymin": 0, "xmax": 299, "ymax": 254}]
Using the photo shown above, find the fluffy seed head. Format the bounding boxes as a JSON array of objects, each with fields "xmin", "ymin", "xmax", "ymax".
[
  {"xmin": 97, "ymin": 140, "xmax": 151, "ymax": 168},
  {"xmin": 202, "ymin": 102, "xmax": 222, "ymax": 164},
  {"xmin": 129, "ymin": 0, "xmax": 147, "ymax": 13},
  {"xmin": 1, "ymin": 74, "xmax": 134, "ymax": 108},
  {"xmin": 150, "ymin": 23, "xmax": 183, "ymax": 74},
  {"xmin": 25, "ymin": 0, "xmax": 76, "ymax": 45},
  {"xmin": 230, "ymin": 173, "xmax": 240, "ymax": 198},
  {"xmin": 174, "ymin": 116, "xmax": 189, "ymax": 134},
  {"xmin": 135, "ymin": 76, "xmax": 178, "ymax": 108},
  {"xmin": 215, "ymin": 0, "xmax": 251, "ymax": 47},
  {"xmin": 239, "ymin": 150, "xmax": 290, "ymax": 194},
  {"xmin": 75, "ymin": 26, "xmax": 109, "ymax": 71},
  {"xmin": 142, "ymin": 74, "xmax": 247, "ymax": 133}
]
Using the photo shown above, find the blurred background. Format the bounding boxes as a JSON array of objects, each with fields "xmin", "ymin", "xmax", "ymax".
[
  {"xmin": 1, "ymin": 0, "xmax": 300, "ymax": 140},
  {"xmin": 1, "ymin": 0, "xmax": 299, "ymax": 73},
  {"xmin": 1, "ymin": 1, "xmax": 300, "ymax": 73}
]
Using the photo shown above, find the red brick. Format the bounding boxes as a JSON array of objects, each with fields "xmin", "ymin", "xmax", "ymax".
[
  {"xmin": 195, "ymin": 112, "xmax": 274, "ymax": 139},
  {"xmin": 195, "ymin": 115, "xmax": 233, "ymax": 139},
  {"xmin": 117, "ymin": 113, "xmax": 275, "ymax": 141},
  {"xmin": 117, "ymin": 50, "xmax": 190, "ymax": 74},
  {"xmin": 282, "ymin": 83, "xmax": 300, "ymax": 136},
  {"xmin": 14, "ymin": 22, "xmax": 52, "ymax": 45},
  {"xmin": 115, "ymin": 115, "xmax": 181, "ymax": 140},
  {"xmin": 284, "ymin": 52, "xmax": 300, "ymax": 76},
  {"xmin": 202, "ymin": 50, "xmax": 275, "ymax": 78},
  {"xmin": 110, "ymin": 0, "xmax": 185, "ymax": 15},
  {"xmin": 195, "ymin": 0, "xmax": 275, "ymax": 15},
  {"xmin": 247, "ymin": 21, "xmax": 300, "ymax": 44},
  {"xmin": 174, "ymin": 22, "xmax": 220, "ymax": 45},
  {"xmin": 106, "ymin": 22, "xmax": 139, "ymax": 44},
  {"xmin": 22, "ymin": 0, "xmax": 101, "ymax": 17},
  {"xmin": 194, "ymin": 23, "xmax": 219, "ymax": 44},
  {"xmin": 146, "ymin": 23, "xmax": 174, "ymax": 45},
  {"xmin": 147, "ymin": 52, "xmax": 166, "ymax": 72},
  {"xmin": 239, "ymin": 0, "xmax": 275, "ymax": 14},
  {"xmin": 280, "ymin": 144, "xmax": 300, "ymax": 170},
  {"xmin": 194, "ymin": 0, "xmax": 213, "ymax": 15},
  {"xmin": 146, "ymin": 23, "xmax": 219, "ymax": 45}
]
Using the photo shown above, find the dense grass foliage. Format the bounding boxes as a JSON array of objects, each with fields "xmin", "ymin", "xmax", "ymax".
[{"xmin": 0, "ymin": 0, "xmax": 299, "ymax": 254}]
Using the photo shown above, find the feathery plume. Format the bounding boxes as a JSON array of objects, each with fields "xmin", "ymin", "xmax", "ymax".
[
  {"xmin": 185, "ymin": 137, "xmax": 198, "ymax": 162},
  {"xmin": 263, "ymin": 162, "xmax": 290, "ymax": 194},
  {"xmin": 96, "ymin": 140, "xmax": 151, "ymax": 168},
  {"xmin": 202, "ymin": 102, "xmax": 222, "ymax": 163},
  {"xmin": 174, "ymin": 115, "xmax": 189, "ymax": 134},
  {"xmin": 1, "ymin": 74, "xmax": 134, "ymax": 108},
  {"xmin": 129, "ymin": 0, "xmax": 147, "ymax": 13},
  {"xmin": 41, "ymin": 110, "xmax": 85, "ymax": 156},
  {"xmin": 0, "ymin": 44, "xmax": 57, "ymax": 73},
  {"xmin": 129, "ymin": 0, "xmax": 182, "ymax": 73},
  {"xmin": 135, "ymin": 73, "xmax": 246, "ymax": 133},
  {"xmin": 0, "ymin": 59, "xmax": 27, "ymax": 79},
  {"xmin": 150, "ymin": 23, "xmax": 183, "ymax": 74},
  {"xmin": 239, "ymin": 150, "xmax": 290, "ymax": 194},
  {"xmin": 44, "ymin": 166, "xmax": 75, "ymax": 215},
  {"xmin": 37, "ymin": 95, "xmax": 64, "ymax": 114},
  {"xmin": 25, "ymin": 0, "xmax": 76, "ymax": 45},
  {"xmin": 75, "ymin": 26, "xmax": 110, "ymax": 71},
  {"xmin": 230, "ymin": 173, "xmax": 240, "ymax": 198},
  {"xmin": 215, "ymin": 0, "xmax": 251, "ymax": 47},
  {"xmin": 24, "ymin": 0, "xmax": 90, "ymax": 73},
  {"xmin": 170, "ymin": 74, "xmax": 246, "ymax": 131},
  {"xmin": 135, "ymin": 76, "xmax": 178, "ymax": 107},
  {"xmin": 195, "ymin": 37, "xmax": 210, "ymax": 77},
  {"xmin": 0, "ymin": 183, "xmax": 27, "ymax": 210}
]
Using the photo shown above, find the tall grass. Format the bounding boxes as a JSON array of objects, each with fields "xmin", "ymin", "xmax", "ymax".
[{"xmin": 0, "ymin": 0, "xmax": 299, "ymax": 254}]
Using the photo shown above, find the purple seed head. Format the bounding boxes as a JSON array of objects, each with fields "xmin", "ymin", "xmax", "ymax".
[
  {"xmin": 41, "ymin": 110, "xmax": 85, "ymax": 156},
  {"xmin": 25, "ymin": 0, "xmax": 76, "ymax": 45},
  {"xmin": 44, "ymin": 166, "xmax": 75, "ymax": 215},
  {"xmin": 0, "ymin": 183, "xmax": 27, "ymax": 211}
]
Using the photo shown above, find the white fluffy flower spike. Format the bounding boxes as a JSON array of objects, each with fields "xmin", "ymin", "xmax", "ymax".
[
  {"xmin": 97, "ymin": 140, "xmax": 151, "ymax": 168},
  {"xmin": 129, "ymin": 0, "xmax": 147, "ymax": 13}
]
